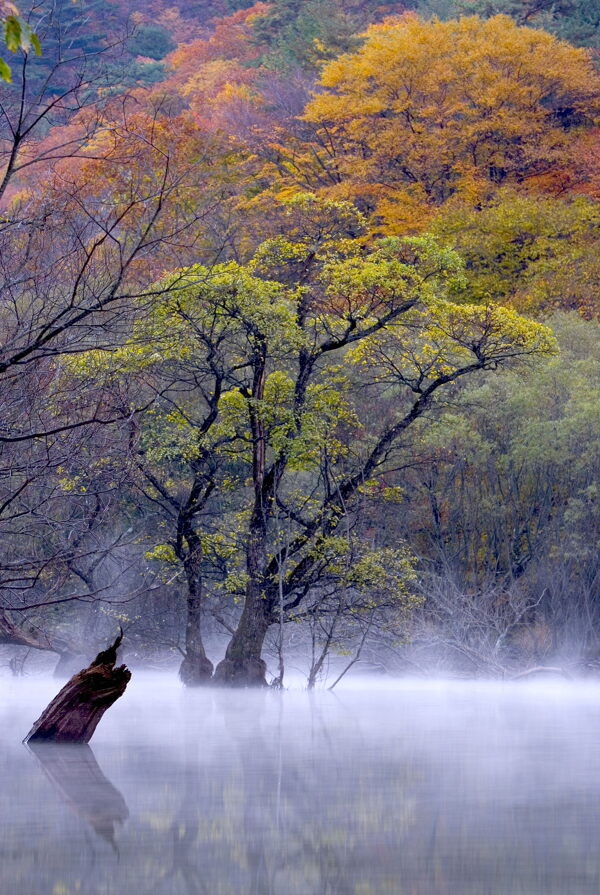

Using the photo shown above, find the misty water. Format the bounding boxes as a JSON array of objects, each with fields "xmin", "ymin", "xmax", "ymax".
[{"xmin": 2, "ymin": 675, "xmax": 600, "ymax": 894}]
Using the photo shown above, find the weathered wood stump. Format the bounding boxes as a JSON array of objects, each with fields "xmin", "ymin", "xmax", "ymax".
[{"xmin": 24, "ymin": 630, "xmax": 131, "ymax": 744}]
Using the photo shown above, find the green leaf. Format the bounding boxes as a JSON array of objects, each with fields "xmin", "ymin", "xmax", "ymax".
[
  {"xmin": 3, "ymin": 16, "xmax": 23, "ymax": 53},
  {"xmin": 0, "ymin": 57, "xmax": 11, "ymax": 82},
  {"xmin": 2, "ymin": 16, "xmax": 40, "ymax": 57}
]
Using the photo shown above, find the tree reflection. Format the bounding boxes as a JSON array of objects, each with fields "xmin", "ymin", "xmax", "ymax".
[{"xmin": 27, "ymin": 743, "xmax": 128, "ymax": 848}]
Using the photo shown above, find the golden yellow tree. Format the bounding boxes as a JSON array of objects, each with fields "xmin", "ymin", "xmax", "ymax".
[{"xmin": 302, "ymin": 14, "xmax": 600, "ymax": 232}]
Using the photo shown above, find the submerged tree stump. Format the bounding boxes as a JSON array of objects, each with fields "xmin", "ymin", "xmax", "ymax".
[{"xmin": 24, "ymin": 630, "xmax": 131, "ymax": 744}]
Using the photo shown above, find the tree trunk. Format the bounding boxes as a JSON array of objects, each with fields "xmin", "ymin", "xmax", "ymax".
[
  {"xmin": 213, "ymin": 579, "xmax": 271, "ymax": 687},
  {"xmin": 0, "ymin": 613, "xmax": 81, "ymax": 674},
  {"xmin": 213, "ymin": 346, "xmax": 273, "ymax": 687},
  {"xmin": 53, "ymin": 650, "xmax": 87, "ymax": 679},
  {"xmin": 179, "ymin": 588, "xmax": 214, "ymax": 685},
  {"xmin": 178, "ymin": 531, "xmax": 213, "ymax": 685},
  {"xmin": 24, "ymin": 631, "xmax": 130, "ymax": 744}
]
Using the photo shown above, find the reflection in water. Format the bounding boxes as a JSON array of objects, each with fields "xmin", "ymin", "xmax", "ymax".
[
  {"xmin": 27, "ymin": 743, "xmax": 129, "ymax": 848},
  {"xmin": 2, "ymin": 676, "xmax": 600, "ymax": 894}
]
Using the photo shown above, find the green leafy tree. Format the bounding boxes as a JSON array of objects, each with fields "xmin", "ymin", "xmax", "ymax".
[
  {"xmin": 249, "ymin": 0, "xmax": 413, "ymax": 71},
  {"xmin": 453, "ymin": 0, "xmax": 600, "ymax": 50},
  {"xmin": 129, "ymin": 23, "xmax": 175, "ymax": 61},
  {"xmin": 93, "ymin": 194, "xmax": 554, "ymax": 685},
  {"xmin": 386, "ymin": 313, "xmax": 600, "ymax": 669},
  {"xmin": 431, "ymin": 191, "xmax": 600, "ymax": 317}
]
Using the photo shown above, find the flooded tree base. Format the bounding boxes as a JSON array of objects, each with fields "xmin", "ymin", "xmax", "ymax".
[
  {"xmin": 179, "ymin": 653, "xmax": 214, "ymax": 686},
  {"xmin": 24, "ymin": 631, "xmax": 131, "ymax": 744},
  {"xmin": 212, "ymin": 656, "xmax": 268, "ymax": 687}
]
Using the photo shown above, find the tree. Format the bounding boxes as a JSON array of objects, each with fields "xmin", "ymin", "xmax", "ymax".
[
  {"xmin": 129, "ymin": 23, "xmax": 175, "ymax": 60},
  {"xmin": 299, "ymin": 15, "xmax": 600, "ymax": 232},
  {"xmin": 0, "ymin": 0, "xmax": 122, "ymax": 203},
  {"xmin": 0, "ymin": 94, "xmax": 230, "ymax": 665},
  {"xmin": 0, "ymin": 0, "xmax": 192, "ymax": 204},
  {"xmin": 98, "ymin": 194, "xmax": 553, "ymax": 685},
  {"xmin": 430, "ymin": 190, "xmax": 600, "ymax": 317},
  {"xmin": 248, "ymin": 0, "xmax": 408, "ymax": 72},
  {"xmin": 67, "ymin": 193, "xmax": 555, "ymax": 685},
  {"xmin": 374, "ymin": 313, "xmax": 600, "ymax": 673},
  {"xmin": 205, "ymin": 197, "xmax": 555, "ymax": 684},
  {"xmin": 453, "ymin": 0, "xmax": 600, "ymax": 50},
  {"xmin": 71, "ymin": 261, "xmax": 273, "ymax": 683}
]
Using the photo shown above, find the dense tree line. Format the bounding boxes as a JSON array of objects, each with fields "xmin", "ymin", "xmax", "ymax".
[{"xmin": 1, "ymin": 0, "xmax": 600, "ymax": 684}]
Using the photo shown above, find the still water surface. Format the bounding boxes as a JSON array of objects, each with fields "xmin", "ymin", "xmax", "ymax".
[{"xmin": 1, "ymin": 674, "xmax": 600, "ymax": 894}]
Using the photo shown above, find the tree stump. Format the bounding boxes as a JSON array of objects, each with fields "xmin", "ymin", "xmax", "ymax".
[{"xmin": 24, "ymin": 630, "xmax": 131, "ymax": 744}]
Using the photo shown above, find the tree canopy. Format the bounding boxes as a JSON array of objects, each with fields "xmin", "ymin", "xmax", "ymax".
[{"xmin": 302, "ymin": 15, "xmax": 600, "ymax": 230}]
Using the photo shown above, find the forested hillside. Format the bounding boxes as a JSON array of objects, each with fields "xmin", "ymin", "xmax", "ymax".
[{"xmin": 1, "ymin": 0, "xmax": 599, "ymax": 684}]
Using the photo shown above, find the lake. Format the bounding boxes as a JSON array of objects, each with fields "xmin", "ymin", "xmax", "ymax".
[{"xmin": 2, "ymin": 673, "xmax": 600, "ymax": 894}]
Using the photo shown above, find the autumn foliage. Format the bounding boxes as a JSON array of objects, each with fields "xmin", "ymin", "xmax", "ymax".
[
  {"xmin": 302, "ymin": 15, "xmax": 600, "ymax": 230},
  {"xmin": 3, "ymin": 0, "xmax": 600, "ymax": 683}
]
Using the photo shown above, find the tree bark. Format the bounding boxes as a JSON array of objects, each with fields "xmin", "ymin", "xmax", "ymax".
[
  {"xmin": 213, "ymin": 346, "xmax": 272, "ymax": 687},
  {"xmin": 178, "ymin": 587, "xmax": 214, "ymax": 685},
  {"xmin": 178, "ymin": 529, "xmax": 214, "ymax": 685},
  {"xmin": 24, "ymin": 631, "xmax": 130, "ymax": 744},
  {"xmin": 213, "ymin": 575, "xmax": 271, "ymax": 686}
]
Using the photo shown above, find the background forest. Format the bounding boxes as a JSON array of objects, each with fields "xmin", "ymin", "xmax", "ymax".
[{"xmin": 1, "ymin": 0, "xmax": 600, "ymax": 685}]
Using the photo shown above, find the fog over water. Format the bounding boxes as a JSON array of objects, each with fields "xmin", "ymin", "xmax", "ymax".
[{"xmin": 2, "ymin": 673, "xmax": 600, "ymax": 894}]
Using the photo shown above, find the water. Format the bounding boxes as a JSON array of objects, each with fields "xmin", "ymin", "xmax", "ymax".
[{"xmin": 2, "ymin": 674, "xmax": 600, "ymax": 894}]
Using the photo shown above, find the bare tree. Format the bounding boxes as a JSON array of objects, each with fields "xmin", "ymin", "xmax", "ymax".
[{"xmin": 0, "ymin": 92, "xmax": 228, "ymax": 660}]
